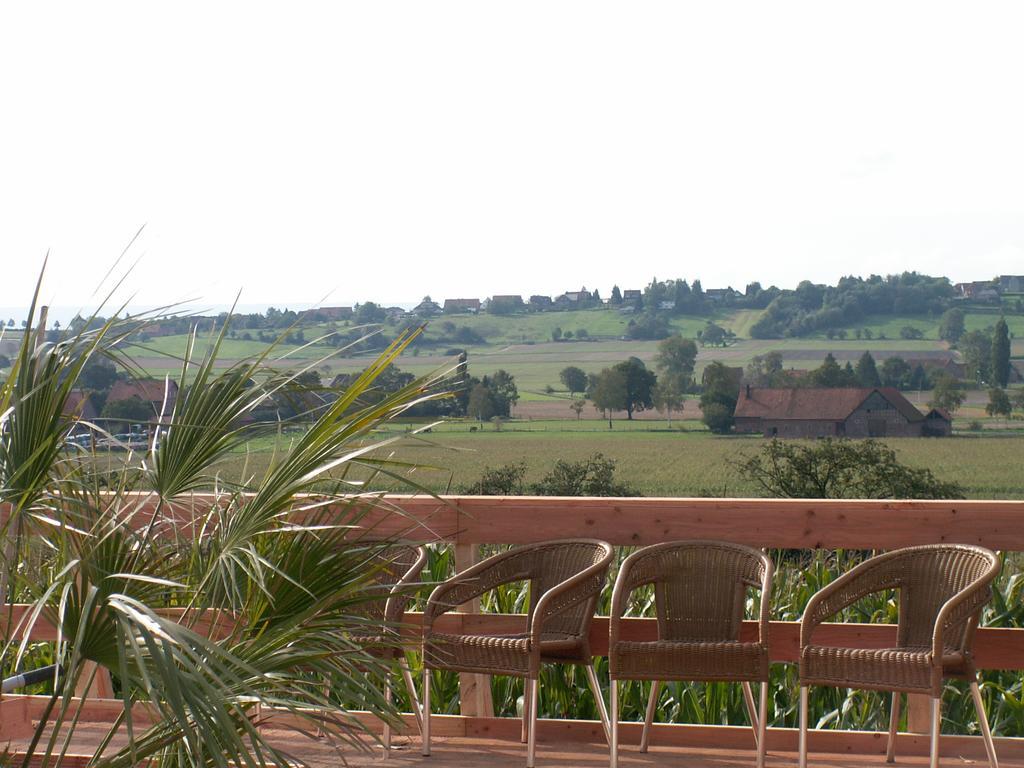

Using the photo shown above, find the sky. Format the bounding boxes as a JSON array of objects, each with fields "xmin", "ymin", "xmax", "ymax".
[{"xmin": 2, "ymin": 2, "xmax": 1024, "ymax": 317}]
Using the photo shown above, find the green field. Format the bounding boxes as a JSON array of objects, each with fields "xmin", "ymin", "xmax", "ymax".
[{"xmin": 212, "ymin": 430, "xmax": 1024, "ymax": 500}]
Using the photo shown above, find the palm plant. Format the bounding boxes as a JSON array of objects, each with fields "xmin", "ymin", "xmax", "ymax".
[{"xmin": 1, "ymin": 275, "xmax": 461, "ymax": 766}]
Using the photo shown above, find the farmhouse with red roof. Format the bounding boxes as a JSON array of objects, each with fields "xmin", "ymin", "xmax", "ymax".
[{"xmin": 734, "ymin": 386, "xmax": 950, "ymax": 438}]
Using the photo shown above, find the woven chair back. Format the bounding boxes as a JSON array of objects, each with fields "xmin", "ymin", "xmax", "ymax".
[
  {"xmin": 890, "ymin": 545, "xmax": 998, "ymax": 651},
  {"xmin": 525, "ymin": 540, "xmax": 613, "ymax": 639},
  {"xmin": 628, "ymin": 541, "xmax": 769, "ymax": 643}
]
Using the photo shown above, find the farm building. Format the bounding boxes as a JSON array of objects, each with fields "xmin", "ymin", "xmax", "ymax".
[
  {"xmin": 998, "ymin": 275, "xmax": 1024, "ymax": 292},
  {"xmin": 733, "ymin": 386, "xmax": 950, "ymax": 438},
  {"xmin": 300, "ymin": 306, "xmax": 352, "ymax": 321},
  {"xmin": 442, "ymin": 298, "xmax": 480, "ymax": 314},
  {"xmin": 62, "ymin": 390, "xmax": 98, "ymax": 434},
  {"xmin": 107, "ymin": 379, "xmax": 179, "ymax": 417}
]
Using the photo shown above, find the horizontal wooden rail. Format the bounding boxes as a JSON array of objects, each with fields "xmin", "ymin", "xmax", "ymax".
[
  {"xmin": 9, "ymin": 604, "xmax": 1024, "ymax": 670},
  {"xmin": 7, "ymin": 495, "xmax": 1024, "ymax": 549}
]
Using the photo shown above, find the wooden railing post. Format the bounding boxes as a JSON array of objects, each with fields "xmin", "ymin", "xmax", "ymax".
[
  {"xmin": 454, "ymin": 542, "xmax": 494, "ymax": 718},
  {"xmin": 906, "ymin": 694, "xmax": 933, "ymax": 733}
]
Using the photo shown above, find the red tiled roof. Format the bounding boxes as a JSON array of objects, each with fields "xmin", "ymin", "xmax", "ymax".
[
  {"xmin": 63, "ymin": 390, "xmax": 98, "ymax": 421},
  {"xmin": 108, "ymin": 379, "xmax": 179, "ymax": 405},
  {"xmin": 735, "ymin": 387, "xmax": 924, "ymax": 423}
]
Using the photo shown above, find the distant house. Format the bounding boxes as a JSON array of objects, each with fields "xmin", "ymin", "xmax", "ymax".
[
  {"xmin": 301, "ymin": 306, "xmax": 353, "ymax": 321},
  {"xmin": 564, "ymin": 291, "xmax": 590, "ymax": 303},
  {"xmin": 733, "ymin": 386, "xmax": 945, "ymax": 438},
  {"xmin": 384, "ymin": 306, "xmax": 408, "ymax": 320},
  {"xmin": 107, "ymin": 379, "xmax": 179, "ymax": 419},
  {"xmin": 923, "ymin": 408, "xmax": 954, "ymax": 437},
  {"xmin": 622, "ymin": 290, "xmax": 642, "ymax": 302},
  {"xmin": 443, "ymin": 298, "xmax": 480, "ymax": 314},
  {"xmin": 998, "ymin": 275, "xmax": 1024, "ymax": 293},
  {"xmin": 413, "ymin": 299, "xmax": 442, "ymax": 316},
  {"xmin": 63, "ymin": 390, "xmax": 98, "ymax": 432},
  {"xmin": 658, "ymin": 300, "xmax": 676, "ymax": 311},
  {"xmin": 529, "ymin": 295, "xmax": 552, "ymax": 310},
  {"xmin": 954, "ymin": 281, "xmax": 999, "ymax": 302},
  {"xmin": 487, "ymin": 295, "xmax": 524, "ymax": 313},
  {"xmin": 705, "ymin": 288, "xmax": 741, "ymax": 302}
]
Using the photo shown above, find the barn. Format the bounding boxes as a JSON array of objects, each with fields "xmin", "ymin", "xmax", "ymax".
[{"xmin": 733, "ymin": 386, "xmax": 949, "ymax": 438}]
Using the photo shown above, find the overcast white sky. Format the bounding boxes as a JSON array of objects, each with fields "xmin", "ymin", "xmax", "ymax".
[{"xmin": 2, "ymin": 2, "xmax": 1023, "ymax": 315}]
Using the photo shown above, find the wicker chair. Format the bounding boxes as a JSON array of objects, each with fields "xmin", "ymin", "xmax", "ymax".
[
  {"xmin": 421, "ymin": 539, "xmax": 614, "ymax": 768},
  {"xmin": 608, "ymin": 541, "xmax": 775, "ymax": 768},
  {"xmin": 798, "ymin": 544, "xmax": 1000, "ymax": 768},
  {"xmin": 346, "ymin": 544, "xmax": 429, "ymax": 756}
]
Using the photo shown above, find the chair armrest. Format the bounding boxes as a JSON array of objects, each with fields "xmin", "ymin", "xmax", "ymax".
[
  {"xmin": 608, "ymin": 548, "xmax": 646, "ymax": 650},
  {"xmin": 384, "ymin": 546, "xmax": 429, "ymax": 628},
  {"xmin": 757, "ymin": 553, "xmax": 775, "ymax": 649},
  {"xmin": 932, "ymin": 568, "xmax": 998, "ymax": 660},
  {"xmin": 800, "ymin": 557, "xmax": 899, "ymax": 650},
  {"xmin": 422, "ymin": 548, "xmax": 530, "ymax": 634},
  {"xmin": 530, "ymin": 546, "xmax": 612, "ymax": 647}
]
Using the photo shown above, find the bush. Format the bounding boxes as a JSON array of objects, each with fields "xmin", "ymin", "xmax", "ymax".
[
  {"xmin": 736, "ymin": 439, "xmax": 964, "ymax": 499},
  {"xmin": 461, "ymin": 453, "xmax": 638, "ymax": 497}
]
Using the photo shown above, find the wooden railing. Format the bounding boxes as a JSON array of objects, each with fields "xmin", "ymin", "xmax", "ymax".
[{"xmin": 3, "ymin": 495, "xmax": 1024, "ymax": 758}]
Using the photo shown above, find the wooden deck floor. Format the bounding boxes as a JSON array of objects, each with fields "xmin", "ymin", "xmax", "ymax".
[
  {"xmin": 9, "ymin": 724, "xmax": 1013, "ymax": 768},
  {"xmin": 233, "ymin": 731, "xmax": 1012, "ymax": 767}
]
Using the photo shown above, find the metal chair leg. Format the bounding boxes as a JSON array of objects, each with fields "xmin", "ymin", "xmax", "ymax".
[
  {"xmin": 399, "ymin": 655, "xmax": 423, "ymax": 735},
  {"xmin": 798, "ymin": 686, "xmax": 809, "ymax": 768},
  {"xmin": 610, "ymin": 679, "xmax": 620, "ymax": 768},
  {"xmin": 756, "ymin": 681, "xmax": 768, "ymax": 768},
  {"xmin": 383, "ymin": 674, "xmax": 392, "ymax": 757},
  {"xmin": 527, "ymin": 675, "xmax": 539, "ymax": 768},
  {"xmin": 930, "ymin": 696, "xmax": 941, "ymax": 768},
  {"xmin": 886, "ymin": 692, "xmax": 901, "ymax": 763},
  {"xmin": 970, "ymin": 679, "xmax": 999, "ymax": 768},
  {"xmin": 639, "ymin": 681, "xmax": 660, "ymax": 753},
  {"xmin": 521, "ymin": 678, "xmax": 532, "ymax": 743},
  {"xmin": 743, "ymin": 681, "xmax": 760, "ymax": 745},
  {"xmin": 421, "ymin": 667, "xmax": 431, "ymax": 756},
  {"xmin": 583, "ymin": 664, "xmax": 612, "ymax": 745}
]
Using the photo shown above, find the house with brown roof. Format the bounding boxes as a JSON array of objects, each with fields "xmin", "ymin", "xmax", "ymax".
[
  {"xmin": 300, "ymin": 306, "xmax": 353, "ymax": 321},
  {"xmin": 107, "ymin": 379, "xmax": 179, "ymax": 419},
  {"xmin": 733, "ymin": 386, "xmax": 947, "ymax": 438},
  {"xmin": 63, "ymin": 390, "xmax": 98, "ymax": 421}
]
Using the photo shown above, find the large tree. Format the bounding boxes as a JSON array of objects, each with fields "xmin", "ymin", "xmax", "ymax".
[
  {"xmin": 559, "ymin": 366, "xmax": 588, "ymax": 396},
  {"xmin": 466, "ymin": 383, "xmax": 496, "ymax": 422},
  {"xmin": 986, "ymin": 387, "xmax": 1012, "ymax": 420},
  {"xmin": 960, "ymin": 329, "xmax": 993, "ymax": 385},
  {"xmin": 992, "ymin": 317, "xmax": 1011, "ymax": 388},
  {"xmin": 855, "ymin": 351, "xmax": 881, "ymax": 387},
  {"xmin": 880, "ymin": 356, "xmax": 912, "ymax": 389},
  {"xmin": 654, "ymin": 334, "xmax": 698, "ymax": 382},
  {"xmin": 611, "ymin": 357, "xmax": 657, "ymax": 419},
  {"xmin": 590, "ymin": 367, "xmax": 627, "ymax": 417},
  {"xmin": 938, "ymin": 308, "xmax": 966, "ymax": 343},
  {"xmin": 699, "ymin": 361, "xmax": 740, "ymax": 434},
  {"xmin": 929, "ymin": 373, "xmax": 964, "ymax": 414},
  {"xmin": 653, "ymin": 373, "xmax": 687, "ymax": 427},
  {"xmin": 810, "ymin": 353, "xmax": 855, "ymax": 387},
  {"xmin": 482, "ymin": 369, "xmax": 519, "ymax": 416},
  {"xmin": 745, "ymin": 351, "xmax": 784, "ymax": 387}
]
